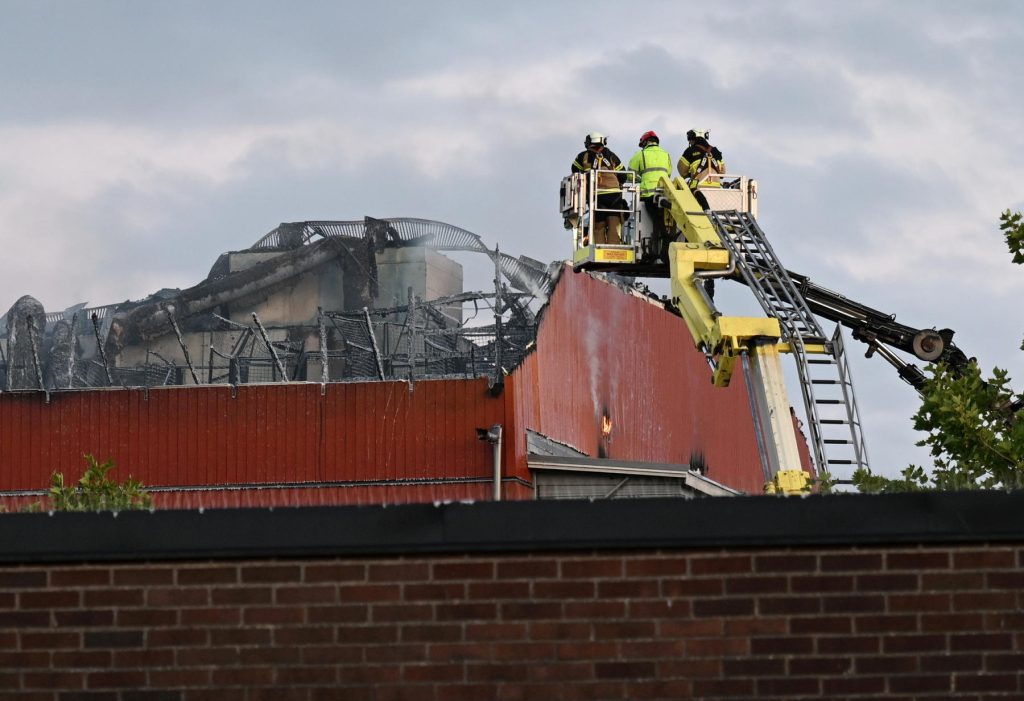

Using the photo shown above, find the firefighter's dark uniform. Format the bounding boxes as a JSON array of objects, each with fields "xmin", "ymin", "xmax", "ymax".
[
  {"xmin": 677, "ymin": 141, "xmax": 725, "ymax": 210},
  {"xmin": 572, "ymin": 148, "xmax": 626, "ymax": 245}
]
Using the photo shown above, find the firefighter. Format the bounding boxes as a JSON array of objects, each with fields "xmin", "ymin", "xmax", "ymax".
[
  {"xmin": 572, "ymin": 132, "xmax": 626, "ymax": 244},
  {"xmin": 628, "ymin": 130, "xmax": 672, "ymax": 262},
  {"xmin": 677, "ymin": 129, "xmax": 725, "ymax": 210}
]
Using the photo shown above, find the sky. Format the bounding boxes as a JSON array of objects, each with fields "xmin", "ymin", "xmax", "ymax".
[{"xmin": 1, "ymin": 0, "xmax": 1021, "ymax": 477}]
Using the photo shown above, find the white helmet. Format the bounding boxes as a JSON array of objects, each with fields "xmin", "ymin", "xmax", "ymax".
[
  {"xmin": 585, "ymin": 132, "xmax": 608, "ymax": 148},
  {"xmin": 687, "ymin": 129, "xmax": 709, "ymax": 141}
]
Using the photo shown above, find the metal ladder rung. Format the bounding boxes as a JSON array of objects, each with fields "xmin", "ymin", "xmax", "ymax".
[
  {"xmin": 824, "ymin": 439, "xmax": 853, "ymax": 445},
  {"xmin": 819, "ymin": 419, "xmax": 849, "ymax": 425},
  {"xmin": 827, "ymin": 459, "xmax": 856, "ymax": 465}
]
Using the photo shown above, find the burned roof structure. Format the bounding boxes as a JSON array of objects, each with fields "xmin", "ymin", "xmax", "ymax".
[{"xmin": 0, "ymin": 218, "xmax": 554, "ymax": 392}]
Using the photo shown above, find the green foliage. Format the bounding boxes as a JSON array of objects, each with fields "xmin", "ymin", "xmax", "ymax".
[
  {"xmin": 44, "ymin": 455, "xmax": 152, "ymax": 512},
  {"xmin": 853, "ymin": 210, "xmax": 1024, "ymax": 493},
  {"xmin": 1002, "ymin": 209, "xmax": 1024, "ymax": 265}
]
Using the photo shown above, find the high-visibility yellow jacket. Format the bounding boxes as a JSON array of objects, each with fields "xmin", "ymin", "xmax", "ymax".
[
  {"xmin": 677, "ymin": 144, "xmax": 726, "ymax": 190},
  {"xmin": 572, "ymin": 148, "xmax": 625, "ymax": 195},
  {"xmin": 628, "ymin": 144, "xmax": 673, "ymax": 198}
]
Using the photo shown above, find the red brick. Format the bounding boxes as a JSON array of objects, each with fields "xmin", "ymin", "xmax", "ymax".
[
  {"xmin": 176, "ymin": 647, "xmax": 240, "ymax": 667},
  {"xmin": 889, "ymin": 593, "xmax": 951, "ymax": 612},
  {"xmin": 823, "ymin": 594, "xmax": 885, "ymax": 613},
  {"xmin": 921, "ymin": 612, "xmax": 985, "ymax": 632},
  {"xmin": 592, "ymin": 621, "xmax": 655, "ymax": 640},
  {"xmin": 923, "ymin": 572, "xmax": 985, "ymax": 590},
  {"xmin": 465, "ymin": 662, "xmax": 530, "ymax": 682},
  {"xmin": 534, "ymin": 581, "xmax": 594, "ymax": 599},
  {"xmin": 85, "ymin": 589, "xmax": 144, "ymax": 607},
  {"xmin": 750, "ymin": 635, "xmax": 813, "ymax": 655},
  {"xmin": 147, "ymin": 629, "xmax": 208, "ymax": 647},
  {"xmin": 20, "ymin": 590, "xmax": 80, "ymax": 608},
  {"xmin": 817, "ymin": 635, "xmax": 879, "ymax": 654},
  {"xmin": 820, "ymin": 552, "xmax": 883, "ymax": 571},
  {"xmin": 564, "ymin": 600, "xmax": 625, "ymax": 619},
  {"xmin": 372, "ymin": 603, "xmax": 434, "ymax": 622},
  {"xmin": 985, "ymin": 653, "xmax": 1024, "ymax": 671},
  {"xmin": 789, "ymin": 655, "xmax": 852, "ymax": 675},
  {"xmin": 790, "ymin": 615, "xmax": 852, "ymax": 634},
  {"xmin": 987, "ymin": 571, "xmax": 1024, "ymax": 589},
  {"xmin": 557, "ymin": 641, "xmax": 618, "ymax": 660},
  {"xmin": 366, "ymin": 638, "xmax": 425, "ymax": 663},
  {"xmin": 147, "ymin": 588, "xmax": 208, "ymax": 607},
  {"xmin": 791, "ymin": 574, "xmax": 854, "ymax": 593},
  {"xmin": 0, "ymin": 592, "xmax": 13, "ymax": 608},
  {"xmin": 367, "ymin": 562, "xmax": 430, "ymax": 582},
  {"xmin": 592, "ymin": 578, "xmax": 656, "ymax": 598},
  {"xmin": 22, "ymin": 671, "xmax": 85, "ymax": 689},
  {"xmin": 304, "ymin": 563, "xmax": 366, "ymax": 582},
  {"xmin": 595, "ymin": 661, "xmax": 656, "ymax": 679},
  {"xmin": 954, "ymin": 549, "xmax": 1015, "ymax": 569},
  {"xmin": 855, "ymin": 655, "xmax": 919, "ymax": 674},
  {"xmin": 116, "ymin": 609, "xmax": 178, "ymax": 627},
  {"xmin": 54, "ymin": 610, "xmax": 114, "ymax": 627},
  {"xmin": 882, "ymin": 634, "xmax": 948, "ymax": 653},
  {"xmin": 210, "ymin": 628, "xmax": 272, "ymax": 646},
  {"xmin": 890, "ymin": 673, "xmax": 952, "ymax": 693},
  {"xmin": 275, "ymin": 666, "xmax": 338, "ymax": 685},
  {"xmin": 618, "ymin": 640, "xmax": 684, "ymax": 659},
  {"xmin": 301, "ymin": 645, "xmax": 364, "ymax": 665},
  {"xmin": 725, "ymin": 575, "xmax": 788, "ymax": 595},
  {"xmin": 50, "ymin": 569, "xmax": 111, "ymax": 587},
  {"xmin": 151, "ymin": 669, "xmax": 211, "ymax": 687},
  {"xmin": 528, "ymin": 661, "xmax": 594, "ymax": 682},
  {"xmin": 113, "ymin": 649, "xmax": 175, "ymax": 667},
  {"xmin": 425, "ymin": 642, "xmax": 486, "ymax": 662},
  {"xmin": 248, "ymin": 689, "xmax": 310, "ymax": 701},
  {"xmin": 500, "ymin": 602, "xmax": 561, "ymax": 620},
  {"xmin": 87, "ymin": 671, "xmax": 147, "ymax": 689},
  {"xmin": 466, "ymin": 622, "xmax": 528, "ymax": 641},
  {"xmin": 686, "ymin": 637, "xmax": 748, "ymax": 657},
  {"xmin": 407, "ymin": 582, "xmax": 467, "ymax": 600},
  {"xmin": 956, "ymin": 672, "xmax": 1018, "ymax": 691},
  {"xmin": 333, "ymin": 625, "xmax": 399, "ymax": 644},
  {"xmin": 437, "ymin": 684, "xmax": 502, "ymax": 701},
  {"xmin": 887, "ymin": 550, "xmax": 950, "ymax": 570},
  {"xmin": 338, "ymin": 583, "xmax": 400, "ymax": 603},
  {"xmin": 176, "ymin": 566, "xmax": 238, "ymax": 585},
  {"xmin": 240, "ymin": 565, "xmax": 302, "ymax": 583},
  {"xmin": 180, "ymin": 607, "xmax": 241, "ymax": 625},
  {"xmin": 433, "ymin": 561, "xmax": 495, "ymax": 580},
  {"xmin": 757, "ymin": 676, "xmax": 821, "ymax": 695},
  {"xmin": 242, "ymin": 606, "xmax": 305, "ymax": 625},
  {"xmin": 402, "ymin": 662, "xmax": 464, "ymax": 683},
  {"xmin": 950, "ymin": 632, "xmax": 1014, "ymax": 651},
  {"xmin": 401, "ymin": 624, "xmax": 463, "ymax": 643},
  {"xmin": 954, "ymin": 590, "xmax": 1016, "ymax": 610},
  {"xmin": 212, "ymin": 667, "xmax": 274, "ymax": 686},
  {"xmin": 21, "ymin": 631, "xmax": 81, "ymax": 649},
  {"xmin": 758, "ymin": 595, "xmax": 821, "ymax": 615},
  {"xmin": 0, "ymin": 570, "xmax": 48, "ymax": 588},
  {"xmin": 308, "ymin": 603, "xmax": 369, "ymax": 624},
  {"xmin": 495, "ymin": 559, "xmax": 557, "ymax": 579},
  {"xmin": 275, "ymin": 584, "xmax": 337, "ymax": 604},
  {"xmin": 238, "ymin": 645, "xmax": 303, "ymax": 665},
  {"xmin": 724, "ymin": 617, "xmax": 787, "ymax": 636},
  {"xmin": 661, "ymin": 577, "xmax": 723, "ymax": 597},
  {"xmin": 660, "ymin": 619, "xmax": 723, "ymax": 638},
  {"xmin": 754, "ymin": 553, "xmax": 817, "ymax": 572},
  {"xmin": 436, "ymin": 602, "xmax": 497, "ymax": 621},
  {"xmin": 211, "ymin": 586, "xmax": 272, "ymax": 605},
  {"xmin": 920, "ymin": 653, "xmax": 983, "ymax": 672},
  {"xmin": 491, "ymin": 642, "xmax": 558, "ymax": 661},
  {"xmin": 626, "ymin": 680, "xmax": 692, "ymax": 699},
  {"xmin": 692, "ymin": 597, "xmax": 754, "ymax": 617},
  {"xmin": 692, "ymin": 678, "xmax": 754, "ymax": 696},
  {"xmin": 856, "ymin": 572, "xmax": 919, "ymax": 591},
  {"xmin": 722, "ymin": 657, "xmax": 786, "ymax": 676},
  {"xmin": 690, "ymin": 555, "xmax": 752, "ymax": 575},
  {"xmin": 855, "ymin": 614, "xmax": 918, "ymax": 633},
  {"xmin": 112, "ymin": 567, "xmax": 173, "ymax": 586},
  {"xmin": 0, "ymin": 651, "xmax": 51, "ymax": 669},
  {"xmin": 628, "ymin": 599, "xmax": 691, "ymax": 619},
  {"xmin": 561, "ymin": 558, "xmax": 623, "ymax": 578},
  {"xmin": 658, "ymin": 658, "xmax": 721, "ymax": 678},
  {"xmin": 623, "ymin": 557, "xmax": 687, "ymax": 577},
  {"xmin": 823, "ymin": 676, "xmax": 886, "ymax": 695}
]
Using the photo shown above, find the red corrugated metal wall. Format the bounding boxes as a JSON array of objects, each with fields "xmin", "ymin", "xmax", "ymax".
[
  {"xmin": 0, "ymin": 378, "xmax": 509, "ymax": 506},
  {"xmin": 506, "ymin": 267, "xmax": 772, "ymax": 494}
]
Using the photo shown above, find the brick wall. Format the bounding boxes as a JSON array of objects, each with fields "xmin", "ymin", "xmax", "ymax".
[{"xmin": 3, "ymin": 543, "xmax": 1024, "ymax": 700}]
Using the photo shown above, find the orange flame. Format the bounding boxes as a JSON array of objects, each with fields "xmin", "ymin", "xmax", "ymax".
[{"xmin": 601, "ymin": 415, "xmax": 613, "ymax": 440}]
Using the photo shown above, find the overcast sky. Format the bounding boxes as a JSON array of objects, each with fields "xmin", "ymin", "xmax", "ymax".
[{"xmin": 1, "ymin": 0, "xmax": 1021, "ymax": 477}]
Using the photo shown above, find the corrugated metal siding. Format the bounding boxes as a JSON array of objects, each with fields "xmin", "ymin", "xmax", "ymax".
[
  {"xmin": 0, "ymin": 378, "xmax": 506, "ymax": 502},
  {"xmin": 507, "ymin": 267, "xmax": 801, "ymax": 494}
]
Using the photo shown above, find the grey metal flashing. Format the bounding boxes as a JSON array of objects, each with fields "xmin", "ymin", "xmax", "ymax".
[
  {"xmin": 2, "ymin": 492, "xmax": 1023, "ymax": 564},
  {"xmin": 528, "ymin": 455, "xmax": 740, "ymax": 497}
]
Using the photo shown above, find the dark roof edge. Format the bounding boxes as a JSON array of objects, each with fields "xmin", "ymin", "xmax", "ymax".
[{"xmin": 2, "ymin": 492, "xmax": 1023, "ymax": 564}]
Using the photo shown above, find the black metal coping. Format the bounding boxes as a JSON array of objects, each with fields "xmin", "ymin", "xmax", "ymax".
[{"xmin": 1, "ymin": 492, "xmax": 1023, "ymax": 564}]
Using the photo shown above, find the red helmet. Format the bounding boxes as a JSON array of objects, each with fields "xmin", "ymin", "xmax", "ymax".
[{"xmin": 638, "ymin": 130, "xmax": 659, "ymax": 147}]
